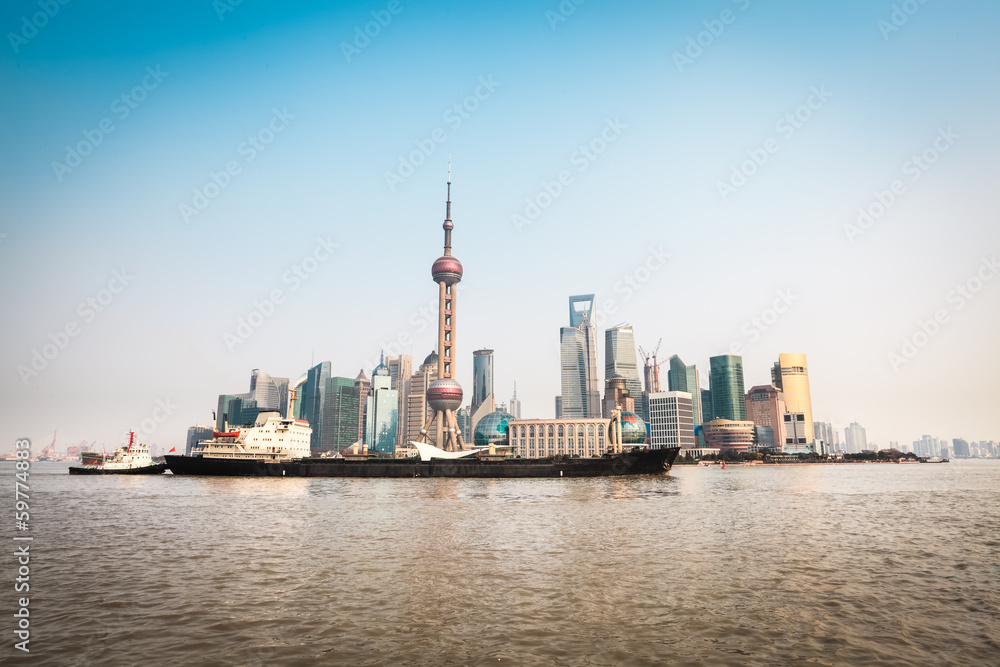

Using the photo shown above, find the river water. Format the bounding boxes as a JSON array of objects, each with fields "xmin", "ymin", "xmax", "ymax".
[{"xmin": 7, "ymin": 460, "xmax": 999, "ymax": 665}]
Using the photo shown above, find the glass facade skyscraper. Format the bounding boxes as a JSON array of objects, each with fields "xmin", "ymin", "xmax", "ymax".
[
  {"xmin": 472, "ymin": 349, "xmax": 494, "ymax": 412},
  {"xmin": 605, "ymin": 325, "xmax": 644, "ymax": 421},
  {"xmin": 323, "ymin": 376, "xmax": 361, "ymax": 451},
  {"xmin": 301, "ymin": 361, "xmax": 331, "ymax": 453},
  {"xmin": 560, "ymin": 295, "xmax": 600, "ymax": 419},
  {"xmin": 771, "ymin": 353, "xmax": 814, "ymax": 442},
  {"xmin": 365, "ymin": 368, "xmax": 398, "ymax": 455},
  {"xmin": 709, "ymin": 355, "xmax": 746, "ymax": 421},
  {"xmin": 667, "ymin": 355, "xmax": 702, "ymax": 427}
]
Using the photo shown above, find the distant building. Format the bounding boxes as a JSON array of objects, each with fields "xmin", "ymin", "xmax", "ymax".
[
  {"xmin": 814, "ymin": 421, "xmax": 836, "ymax": 448},
  {"xmin": 300, "ymin": 361, "xmax": 332, "ymax": 453},
  {"xmin": 602, "ymin": 375, "xmax": 635, "ymax": 418},
  {"xmin": 365, "ymin": 359, "xmax": 398, "ymax": 455},
  {"xmin": 554, "ymin": 395, "xmax": 562, "ymax": 418},
  {"xmin": 782, "ymin": 412, "xmax": 809, "ymax": 450},
  {"xmin": 250, "ymin": 369, "xmax": 287, "ymax": 414},
  {"xmin": 702, "ymin": 418, "xmax": 755, "ymax": 453},
  {"xmin": 952, "ymin": 438, "xmax": 971, "ymax": 458},
  {"xmin": 709, "ymin": 355, "xmax": 746, "ymax": 421},
  {"xmin": 185, "ymin": 425, "xmax": 214, "ymax": 455},
  {"xmin": 353, "ymin": 369, "xmax": 371, "ymax": 443},
  {"xmin": 771, "ymin": 353, "xmax": 814, "ymax": 442},
  {"xmin": 472, "ymin": 349, "xmax": 494, "ymax": 413},
  {"xmin": 385, "ymin": 354, "xmax": 413, "ymax": 448},
  {"xmin": 457, "ymin": 405, "xmax": 471, "ymax": 443},
  {"xmin": 753, "ymin": 426, "xmax": 775, "ymax": 451},
  {"xmin": 844, "ymin": 422, "xmax": 868, "ymax": 453},
  {"xmin": 323, "ymin": 377, "xmax": 361, "ymax": 451},
  {"xmin": 510, "ymin": 418, "xmax": 609, "ymax": 458},
  {"xmin": 509, "ymin": 383, "xmax": 522, "ymax": 419},
  {"xmin": 701, "ymin": 389, "xmax": 713, "ymax": 425},
  {"xmin": 216, "ymin": 394, "xmax": 258, "ymax": 430},
  {"xmin": 647, "ymin": 391, "xmax": 696, "ymax": 450},
  {"xmin": 745, "ymin": 385, "xmax": 786, "ymax": 447},
  {"xmin": 405, "ymin": 351, "xmax": 438, "ymax": 444},
  {"xmin": 667, "ymin": 355, "xmax": 703, "ymax": 427},
  {"xmin": 605, "ymin": 324, "xmax": 644, "ymax": 421},
  {"xmin": 560, "ymin": 295, "xmax": 601, "ymax": 418}
]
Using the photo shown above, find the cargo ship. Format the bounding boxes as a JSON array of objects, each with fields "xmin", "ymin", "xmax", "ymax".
[{"xmin": 69, "ymin": 431, "xmax": 167, "ymax": 475}]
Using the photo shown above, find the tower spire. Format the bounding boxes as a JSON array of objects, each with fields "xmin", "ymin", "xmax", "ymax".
[{"xmin": 443, "ymin": 155, "xmax": 453, "ymax": 256}]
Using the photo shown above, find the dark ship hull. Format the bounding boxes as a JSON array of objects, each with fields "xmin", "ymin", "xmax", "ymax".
[
  {"xmin": 164, "ymin": 447, "xmax": 679, "ymax": 478},
  {"xmin": 68, "ymin": 463, "xmax": 168, "ymax": 475}
]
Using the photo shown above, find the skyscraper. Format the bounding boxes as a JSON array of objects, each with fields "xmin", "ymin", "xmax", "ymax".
[
  {"xmin": 845, "ymin": 422, "xmax": 868, "ymax": 453},
  {"xmin": 472, "ymin": 349, "xmax": 494, "ymax": 412},
  {"xmin": 745, "ymin": 385, "xmax": 786, "ymax": 449},
  {"xmin": 602, "ymin": 375, "xmax": 635, "ymax": 418},
  {"xmin": 647, "ymin": 391, "xmax": 696, "ymax": 450},
  {"xmin": 709, "ymin": 354, "xmax": 746, "ymax": 421},
  {"xmin": 300, "ymin": 361, "xmax": 331, "ymax": 453},
  {"xmin": 667, "ymin": 355, "xmax": 703, "ymax": 427},
  {"xmin": 509, "ymin": 382, "xmax": 522, "ymax": 419},
  {"xmin": 701, "ymin": 389, "xmax": 713, "ymax": 425},
  {"xmin": 560, "ymin": 295, "xmax": 600, "ymax": 419},
  {"xmin": 605, "ymin": 325, "xmax": 644, "ymax": 421},
  {"xmin": 185, "ymin": 425, "xmax": 215, "ymax": 455},
  {"xmin": 415, "ymin": 164, "xmax": 466, "ymax": 451},
  {"xmin": 323, "ymin": 376, "xmax": 361, "ymax": 451},
  {"xmin": 216, "ymin": 394, "xmax": 258, "ymax": 430},
  {"xmin": 771, "ymin": 353, "xmax": 815, "ymax": 442},
  {"xmin": 366, "ymin": 360, "xmax": 399, "ymax": 455},
  {"xmin": 354, "ymin": 369, "xmax": 370, "ymax": 443},
  {"xmin": 385, "ymin": 354, "xmax": 412, "ymax": 447}
]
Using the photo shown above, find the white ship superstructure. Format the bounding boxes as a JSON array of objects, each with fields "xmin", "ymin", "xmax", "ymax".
[{"xmin": 194, "ymin": 411, "xmax": 312, "ymax": 461}]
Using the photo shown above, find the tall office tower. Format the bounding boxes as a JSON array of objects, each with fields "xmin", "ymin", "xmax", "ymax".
[
  {"xmin": 415, "ymin": 165, "xmax": 467, "ymax": 452},
  {"xmin": 709, "ymin": 354, "xmax": 747, "ymax": 421},
  {"xmin": 560, "ymin": 294, "xmax": 600, "ymax": 418},
  {"xmin": 249, "ymin": 369, "xmax": 281, "ymax": 410},
  {"xmin": 296, "ymin": 361, "xmax": 331, "ymax": 453},
  {"xmin": 952, "ymin": 438, "xmax": 970, "ymax": 458},
  {"xmin": 216, "ymin": 394, "xmax": 259, "ymax": 430},
  {"xmin": 385, "ymin": 354, "xmax": 413, "ymax": 447},
  {"xmin": 472, "ymin": 349, "xmax": 494, "ymax": 413},
  {"xmin": 813, "ymin": 421, "xmax": 835, "ymax": 447},
  {"xmin": 701, "ymin": 389, "xmax": 713, "ymax": 424},
  {"xmin": 554, "ymin": 396, "xmax": 562, "ymax": 418},
  {"xmin": 771, "ymin": 353, "xmax": 815, "ymax": 441},
  {"xmin": 354, "ymin": 369, "xmax": 370, "ymax": 443},
  {"xmin": 782, "ymin": 412, "xmax": 809, "ymax": 449},
  {"xmin": 323, "ymin": 376, "xmax": 360, "ymax": 451},
  {"xmin": 456, "ymin": 406, "xmax": 471, "ymax": 443},
  {"xmin": 365, "ymin": 360, "xmax": 399, "ymax": 455},
  {"xmin": 745, "ymin": 385, "xmax": 786, "ymax": 448},
  {"xmin": 647, "ymin": 391, "xmax": 696, "ymax": 450},
  {"xmin": 185, "ymin": 425, "xmax": 215, "ymax": 455},
  {"xmin": 509, "ymin": 383, "xmax": 522, "ymax": 419},
  {"xmin": 406, "ymin": 351, "xmax": 439, "ymax": 444},
  {"xmin": 602, "ymin": 375, "xmax": 636, "ymax": 418},
  {"xmin": 667, "ymin": 355, "xmax": 703, "ymax": 427},
  {"xmin": 605, "ymin": 325, "xmax": 645, "ymax": 421},
  {"xmin": 844, "ymin": 422, "xmax": 868, "ymax": 453}
]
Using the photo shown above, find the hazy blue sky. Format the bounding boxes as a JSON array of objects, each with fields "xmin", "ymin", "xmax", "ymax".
[{"xmin": 2, "ymin": 0, "xmax": 998, "ymax": 452}]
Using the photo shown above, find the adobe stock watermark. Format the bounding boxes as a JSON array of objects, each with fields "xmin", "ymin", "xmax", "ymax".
[
  {"xmin": 887, "ymin": 254, "xmax": 997, "ymax": 372},
  {"xmin": 672, "ymin": 0, "xmax": 751, "ymax": 73},
  {"xmin": 7, "ymin": 0, "xmax": 71, "ymax": 54},
  {"xmin": 384, "ymin": 76, "xmax": 501, "ymax": 192},
  {"xmin": 592, "ymin": 245, "xmax": 671, "ymax": 327},
  {"xmin": 511, "ymin": 117, "xmax": 627, "ymax": 233},
  {"xmin": 213, "ymin": 0, "xmax": 243, "ymax": 21},
  {"xmin": 843, "ymin": 126, "xmax": 958, "ymax": 244},
  {"xmin": 729, "ymin": 288, "xmax": 798, "ymax": 355},
  {"xmin": 135, "ymin": 398, "xmax": 180, "ymax": 438},
  {"xmin": 224, "ymin": 236, "xmax": 339, "ymax": 352},
  {"xmin": 716, "ymin": 85, "xmax": 832, "ymax": 202},
  {"xmin": 340, "ymin": 0, "xmax": 413, "ymax": 63},
  {"xmin": 17, "ymin": 269, "xmax": 135, "ymax": 385},
  {"xmin": 878, "ymin": 0, "xmax": 932, "ymax": 41},
  {"xmin": 51, "ymin": 66, "xmax": 169, "ymax": 183},
  {"xmin": 179, "ymin": 107, "xmax": 295, "ymax": 223},
  {"xmin": 545, "ymin": 0, "xmax": 586, "ymax": 30}
]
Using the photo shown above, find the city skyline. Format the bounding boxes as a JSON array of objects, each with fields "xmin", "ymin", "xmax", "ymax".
[{"xmin": 2, "ymin": 1, "xmax": 999, "ymax": 451}]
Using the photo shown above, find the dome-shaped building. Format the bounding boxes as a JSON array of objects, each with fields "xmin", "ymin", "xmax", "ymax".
[
  {"xmin": 610, "ymin": 411, "xmax": 647, "ymax": 445},
  {"xmin": 473, "ymin": 409, "xmax": 514, "ymax": 447}
]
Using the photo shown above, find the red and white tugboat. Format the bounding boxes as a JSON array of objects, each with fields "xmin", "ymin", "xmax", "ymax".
[{"xmin": 69, "ymin": 431, "xmax": 167, "ymax": 475}]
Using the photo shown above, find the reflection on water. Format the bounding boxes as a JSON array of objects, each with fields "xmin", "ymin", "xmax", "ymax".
[{"xmin": 10, "ymin": 461, "xmax": 999, "ymax": 666}]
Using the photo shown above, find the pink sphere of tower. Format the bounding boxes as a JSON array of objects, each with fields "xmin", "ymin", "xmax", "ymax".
[{"xmin": 431, "ymin": 255, "xmax": 463, "ymax": 285}]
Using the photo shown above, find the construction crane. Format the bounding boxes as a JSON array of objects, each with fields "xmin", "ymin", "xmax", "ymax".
[{"xmin": 637, "ymin": 338, "xmax": 663, "ymax": 394}]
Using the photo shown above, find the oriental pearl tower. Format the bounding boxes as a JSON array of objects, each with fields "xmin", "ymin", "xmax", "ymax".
[{"xmin": 417, "ymin": 160, "xmax": 466, "ymax": 452}]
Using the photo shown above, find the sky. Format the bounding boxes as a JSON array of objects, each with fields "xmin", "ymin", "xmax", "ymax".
[{"xmin": 1, "ymin": 0, "xmax": 998, "ymax": 452}]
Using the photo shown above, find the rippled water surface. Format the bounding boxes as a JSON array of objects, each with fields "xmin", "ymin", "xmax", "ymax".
[{"xmin": 9, "ymin": 461, "xmax": 1000, "ymax": 665}]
